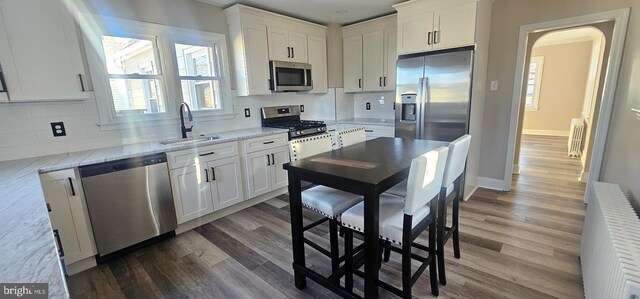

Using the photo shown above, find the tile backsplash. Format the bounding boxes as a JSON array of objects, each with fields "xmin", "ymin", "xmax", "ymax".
[
  {"xmin": 353, "ymin": 92, "xmax": 395, "ymax": 119},
  {"xmin": 0, "ymin": 89, "xmax": 345, "ymax": 162}
]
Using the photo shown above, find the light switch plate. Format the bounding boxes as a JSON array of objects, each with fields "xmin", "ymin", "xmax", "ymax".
[
  {"xmin": 300, "ymin": 105, "xmax": 305, "ymax": 112},
  {"xmin": 490, "ymin": 80, "xmax": 499, "ymax": 91}
]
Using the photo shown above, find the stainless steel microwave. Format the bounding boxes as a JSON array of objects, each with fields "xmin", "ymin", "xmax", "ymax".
[{"xmin": 269, "ymin": 60, "xmax": 312, "ymax": 92}]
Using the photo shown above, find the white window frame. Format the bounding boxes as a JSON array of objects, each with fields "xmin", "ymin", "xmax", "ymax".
[
  {"xmin": 525, "ymin": 56, "xmax": 544, "ymax": 111},
  {"xmin": 82, "ymin": 15, "xmax": 233, "ymax": 129},
  {"xmin": 165, "ymin": 27, "xmax": 233, "ymax": 116}
]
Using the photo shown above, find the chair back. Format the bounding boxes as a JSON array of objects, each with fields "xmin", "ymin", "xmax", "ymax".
[
  {"xmin": 404, "ymin": 146, "xmax": 449, "ymax": 216},
  {"xmin": 337, "ymin": 127, "xmax": 366, "ymax": 148},
  {"xmin": 289, "ymin": 134, "xmax": 334, "ymax": 161},
  {"xmin": 442, "ymin": 135, "xmax": 472, "ymax": 187}
]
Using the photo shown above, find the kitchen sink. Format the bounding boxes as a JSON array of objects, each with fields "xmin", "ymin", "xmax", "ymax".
[{"xmin": 160, "ymin": 136, "xmax": 220, "ymax": 145}]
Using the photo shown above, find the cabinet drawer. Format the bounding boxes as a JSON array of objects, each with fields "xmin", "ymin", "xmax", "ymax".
[
  {"xmin": 243, "ymin": 133, "xmax": 288, "ymax": 154},
  {"xmin": 167, "ymin": 141, "xmax": 239, "ymax": 169},
  {"xmin": 364, "ymin": 125, "xmax": 395, "ymax": 137}
]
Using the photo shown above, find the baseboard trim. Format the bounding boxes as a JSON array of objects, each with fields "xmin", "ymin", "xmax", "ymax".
[
  {"xmin": 464, "ymin": 185, "xmax": 478, "ymax": 201},
  {"xmin": 478, "ymin": 176, "xmax": 506, "ymax": 191},
  {"xmin": 176, "ymin": 187, "xmax": 288, "ymax": 234},
  {"xmin": 513, "ymin": 164, "xmax": 520, "ymax": 174},
  {"xmin": 65, "ymin": 256, "xmax": 97, "ymax": 276},
  {"xmin": 579, "ymin": 171, "xmax": 589, "ymax": 183},
  {"xmin": 522, "ymin": 129, "xmax": 569, "ymax": 137}
]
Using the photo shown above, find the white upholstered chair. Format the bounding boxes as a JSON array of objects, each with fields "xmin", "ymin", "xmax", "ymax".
[
  {"xmin": 288, "ymin": 134, "xmax": 362, "ymax": 271},
  {"xmin": 436, "ymin": 134, "xmax": 471, "ymax": 285},
  {"xmin": 341, "ymin": 146, "xmax": 449, "ymax": 298},
  {"xmin": 337, "ymin": 127, "xmax": 366, "ymax": 148}
]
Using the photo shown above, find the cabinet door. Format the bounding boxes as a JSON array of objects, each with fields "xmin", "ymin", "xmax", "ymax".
[
  {"xmin": 362, "ymin": 31, "xmax": 385, "ymax": 91},
  {"xmin": 0, "ymin": 0, "xmax": 87, "ymax": 102},
  {"xmin": 343, "ymin": 35, "xmax": 363, "ymax": 92},
  {"xmin": 243, "ymin": 22, "xmax": 271, "ymax": 95},
  {"xmin": 209, "ymin": 157, "xmax": 244, "ymax": 210},
  {"xmin": 288, "ymin": 31, "xmax": 308, "ymax": 63},
  {"xmin": 40, "ymin": 169, "xmax": 96, "ymax": 264},
  {"xmin": 270, "ymin": 146, "xmax": 290, "ymax": 190},
  {"xmin": 245, "ymin": 151, "xmax": 272, "ymax": 199},
  {"xmin": 433, "ymin": 3, "xmax": 477, "ymax": 50},
  {"xmin": 307, "ymin": 35, "xmax": 327, "ymax": 93},
  {"xmin": 267, "ymin": 27, "xmax": 290, "ymax": 61},
  {"xmin": 397, "ymin": 12, "xmax": 434, "ymax": 55},
  {"xmin": 170, "ymin": 163, "xmax": 214, "ymax": 224},
  {"xmin": 384, "ymin": 29, "xmax": 397, "ymax": 91}
]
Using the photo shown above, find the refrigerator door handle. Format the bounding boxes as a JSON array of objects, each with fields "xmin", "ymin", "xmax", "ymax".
[
  {"xmin": 420, "ymin": 77, "xmax": 430, "ymax": 140},
  {"xmin": 416, "ymin": 77, "xmax": 424, "ymax": 139}
]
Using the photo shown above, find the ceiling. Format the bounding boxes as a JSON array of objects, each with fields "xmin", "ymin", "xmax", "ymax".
[
  {"xmin": 534, "ymin": 27, "xmax": 603, "ymax": 48},
  {"xmin": 197, "ymin": 0, "xmax": 405, "ymax": 25}
]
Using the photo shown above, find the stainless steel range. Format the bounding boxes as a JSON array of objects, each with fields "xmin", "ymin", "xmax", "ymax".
[{"xmin": 261, "ymin": 105, "xmax": 327, "ymax": 140}]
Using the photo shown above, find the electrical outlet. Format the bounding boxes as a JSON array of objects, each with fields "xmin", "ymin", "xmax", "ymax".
[
  {"xmin": 50, "ymin": 122, "xmax": 66, "ymax": 137},
  {"xmin": 244, "ymin": 108, "xmax": 250, "ymax": 118},
  {"xmin": 490, "ymin": 80, "xmax": 499, "ymax": 91},
  {"xmin": 300, "ymin": 105, "xmax": 305, "ymax": 112},
  {"xmin": 366, "ymin": 102, "xmax": 371, "ymax": 110}
]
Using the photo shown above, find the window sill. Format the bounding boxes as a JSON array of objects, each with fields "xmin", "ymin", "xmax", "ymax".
[
  {"xmin": 525, "ymin": 106, "xmax": 539, "ymax": 112},
  {"xmin": 98, "ymin": 112, "xmax": 237, "ymax": 131}
]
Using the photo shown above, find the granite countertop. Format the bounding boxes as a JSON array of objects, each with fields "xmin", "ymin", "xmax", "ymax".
[
  {"xmin": 0, "ymin": 127, "xmax": 287, "ymax": 298},
  {"xmin": 325, "ymin": 118, "xmax": 395, "ymax": 127}
]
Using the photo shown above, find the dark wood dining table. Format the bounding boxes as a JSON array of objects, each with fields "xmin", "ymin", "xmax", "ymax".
[{"xmin": 283, "ymin": 137, "xmax": 448, "ymax": 298}]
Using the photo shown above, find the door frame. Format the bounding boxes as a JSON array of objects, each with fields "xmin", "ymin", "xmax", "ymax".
[{"xmin": 502, "ymin": 8, "xmax": 629, "ymax": 204}]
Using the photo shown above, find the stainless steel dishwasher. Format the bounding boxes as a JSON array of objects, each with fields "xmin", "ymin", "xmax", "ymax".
[{"xmin": 79, "ymin": 153, "xmax": 177, "ymax": 258}]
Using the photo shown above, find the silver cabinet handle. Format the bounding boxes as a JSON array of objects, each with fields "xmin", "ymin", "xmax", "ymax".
[
  {"xmin": 384, "ymin": 77, "xmax": 387, "ymax": 87},
  {"xmin": 358, "ymin": 79, "xmax": 362, "ymax": 89},
  {"xmin": 291, "ymin": 47, "xmax": 294, "ymax": 58},
  {"xmin": 434, "ymin": 31, "xmax": 439, "ymax": 44},
  {"xmin": 428, "ymin": 32, "xmax": 432, "ymax": 45},
  {"xmin": 287, "ymin": 47, "xmax": 291, "ymax": 58},
  {"xmin": 379, "ymin": 77, "xmax": 382, "ymax": 87}
]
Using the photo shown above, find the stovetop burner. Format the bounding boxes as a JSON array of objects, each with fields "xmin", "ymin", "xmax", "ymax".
[{"xmin": 261, "ymin": 106, "xmax": 327, "ymax": 139}]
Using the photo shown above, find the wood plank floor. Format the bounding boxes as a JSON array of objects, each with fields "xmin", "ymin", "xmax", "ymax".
[{"xmin": 68, "ymin": 135, "xmax": 586, "ymax": 298}]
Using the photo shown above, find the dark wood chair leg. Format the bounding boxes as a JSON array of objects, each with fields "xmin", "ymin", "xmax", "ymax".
[
  {"xmin": 383, "ymin": 241, "xmax": 391, "ymax": 262},
  {"xmin": 344, "ymin": 229, "xmax": 353, "ymax": 292},
  {"xmin": 437, "ymin": 188, "xmax": 447, "ymax": 285},
  {"xmin": 402, "ymin": 216, "xmax": 413, "ymax": 299},
  {"xmin": 453, "ymin": 178, "xmax": 462, "ymax": 259},
  {"xmin": 329, "ymin": 219, "xmax": 340, "ymax": 272},
  {"xmin": 429, "ymin": 218, "xmax": 439, "ymax": 296}
]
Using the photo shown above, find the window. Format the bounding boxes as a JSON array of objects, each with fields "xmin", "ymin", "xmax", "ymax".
[
  {"xmin": 174, "ymin": 43, "xmax": 222, "ymax": 110},
  {"xmin": 83, "ymin": 16, "xmax": 232, "ymax": 127},
  {"xmin": 525, "ymin": 56, "xmax": 544, "ymax": 111},
  {"xmin": 101, "ymin": 36, "xmax": 166, "ymax": 116}
]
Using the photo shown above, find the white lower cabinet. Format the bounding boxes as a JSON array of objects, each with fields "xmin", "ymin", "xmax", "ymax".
[
  {"xmin": 170, "ymin": 156, "xmax": 244, "ymax": 224},
  {"xmin": 167, "ymin": 141, "xmax": 244, "ymax": 225},
  {"xmin": 245, "ymin": 146, "xmax": 290, "ymax": 199},
  {"xmin": 40, "ymin": 169, "xmax": 96, "ymax": 266}
]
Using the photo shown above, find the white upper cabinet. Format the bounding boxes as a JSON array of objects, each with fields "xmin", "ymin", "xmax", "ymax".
[
  {"xmin": 224, "ymin": 5, "xmax": 327, "ymax": 96},
  {"xmin": 268, "ymin": 28, "xmax": 308, "ymax": 63},
  {"xmin": 343, "ymin": 35, "xmax": 363, "ymax": 92},
  {"xmin": 307, "ymin": 34, "xmax": 328, "ymax": 93},
  {"xmin": 0, "ymin": 0, "xmax": 88, "ymax": 102},
  {"xmin": 343, "ymin": 15, "xmax": 397, "ymax": 93},
  {"xmin": 394, "ymin": 0, "xmax": 479, "ymax": 55}
]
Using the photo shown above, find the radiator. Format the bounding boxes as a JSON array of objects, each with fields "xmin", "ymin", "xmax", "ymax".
[
  {"xmin": 568, "ymin": 118, "xmax": 585, "ymax": 157},
  {"xmin": 581, "ymin": 182, "xmax": 640, "ymax": 299}
]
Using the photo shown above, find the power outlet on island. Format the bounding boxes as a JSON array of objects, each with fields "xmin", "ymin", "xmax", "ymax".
[
  {"xmin": 366, "ymin": 102, "xmax": 371, "ymax": 110},
  {"xmin": 300, "ymin": 105, "xmax": 305, "ymax": 113},
  {"xmin": 244, "ymin": 108, "xmax": 250, "ymax": 118}
]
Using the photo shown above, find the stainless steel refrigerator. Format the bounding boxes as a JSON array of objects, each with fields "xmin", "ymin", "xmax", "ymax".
[{"xmin": 395, "ymin": 48, "xmax": 473, "ymax": 142}]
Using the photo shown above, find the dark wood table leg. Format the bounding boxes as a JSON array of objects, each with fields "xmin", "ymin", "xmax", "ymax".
[
  {"xmin": 288, "ymin": 171, "xmax": 306, "ymax": 289},
  {"xmin": 363, "ymin": 187, "xmax": 380, "ymax": 297}
]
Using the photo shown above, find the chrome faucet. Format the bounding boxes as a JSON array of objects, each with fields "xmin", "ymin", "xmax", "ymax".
[{"xmin": 179, "ymin": 102, "xmax": 193, "ymax": 139}]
